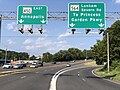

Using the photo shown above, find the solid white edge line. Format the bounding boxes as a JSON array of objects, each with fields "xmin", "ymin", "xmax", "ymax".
[
  {"xmin": 92, "ymin": 69, "xmax": 120, "ymax": 85},
  {"xmin": 49, "ymin": 66, "xmax": 89, "ymax": 90}
]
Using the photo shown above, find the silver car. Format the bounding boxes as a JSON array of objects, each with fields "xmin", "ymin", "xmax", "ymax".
[
  {"xmin": 13, "ymin": 64, "xmax": 23, "ymax": 69},
  {"xmin": 30, "ymin": 63, "xmax": 38, "ymax": 68}
]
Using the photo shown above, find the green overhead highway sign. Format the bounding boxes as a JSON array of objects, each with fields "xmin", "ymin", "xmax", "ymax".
[
  {"xmin": 17, "ymin": 5, "xmax": 47, "ymax": 25},
  {"xmin": 68, "ymin": 2, "xmax": 105, "ymax": 29}
]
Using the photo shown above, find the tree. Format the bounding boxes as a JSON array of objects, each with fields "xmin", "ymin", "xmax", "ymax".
[
  {"xmin": 42, "ymin": 52, "xmax": 53, "ymax": 62},
  {"xmin": 91, "ymin": 20, "xmax": 120, "ymax": 65},
  {"xmin": 82, "ymin": 49, "xmax": 93, "ymax": 60},
  {"xmin": 0, "ymin": 49, "xmax": 29, "ymax": 60},
  {"xmin": 68, "ymin": 48, "xmax": 84, "ymax": 60},
  {"xmin": 91, "ymin": 40, "xmax": 107, "ymax": 65}
]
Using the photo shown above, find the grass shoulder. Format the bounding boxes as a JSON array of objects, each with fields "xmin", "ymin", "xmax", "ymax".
[
  {"xmin": 84, "ymin": 60, "xmax": 100, "ymax": 66},
  {"xmin": 95, "ymin": 67, "xmax": 120, "ymax": 81}
]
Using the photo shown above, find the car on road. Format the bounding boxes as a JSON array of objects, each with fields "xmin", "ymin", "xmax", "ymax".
[
  {"xmin": 21, "ymin": 63, "xmax": 27, "ymax": 67},
  {"xmin": 33, "ymin": 62, "xmax": 43, "ymax": 66},
  {"xmin": 2, "ymin": 63, "xmax": 13, "ymax": 69},
  {"xmin": 13, "ymin": 64, "xmax": 23, "ymax": 69},
  {"xmin": 30, "ymin": 63, "xmax": 38, "ymax": 68},
  {"xmin": 52, "ymin": 61, "xmax": 56, "ymax": 64},
  {"xmin": 66, "ymin": 64, "xmax": 71, "ymax": 67},
  {"xmin": 37, "ymin": 62, "xmax": 43, "ymax": 66}
]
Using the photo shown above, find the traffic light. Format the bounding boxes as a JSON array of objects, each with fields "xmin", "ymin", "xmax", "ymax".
[
  {"xmin": 18, "ymin": 28, "xmax": 24, "ymax": 34},
  {"xmin": 71, "ymin": 29, "xmax": 76, "ymax": 34},
  {"xmin": 38, "ymin": 28, "xmax": 43, "ymax": 34},
  {"xmin": 99, "ymin": 29, "xmax": 104, "ymax": 34},
  {"xmin": 18, "ymin": 25, "xmax": 24, "ymax": 34},
  {"xmin": 86, "ymin": 29, "xmax": 91, "ymax": 34},
  {"xmin": 28, "ymin": 28, "xmax": 33, "ymax": 34}
]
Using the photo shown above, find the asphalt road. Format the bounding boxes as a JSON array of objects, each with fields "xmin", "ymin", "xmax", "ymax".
[
  {"xmin": 57, "ymin": 67, "xmax": 120, "ymax": 90},
  {"xmin": 0, "ymin": 66, "xmax": 64, "ymax": 90},
  {"xmin": 0, "ymin": 63, "xmax": 60, "ymax": 72},
  {"xmin": 0, "ymin": 61, "xmax": 120, "ymax": 90},
  {"xmin": 0, "ymin": 62, "xmax": 68, "ymax": 72}
]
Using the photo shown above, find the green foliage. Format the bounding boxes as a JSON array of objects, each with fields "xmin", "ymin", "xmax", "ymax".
[
  {"xmin": 0, "ymin": 49, "xmax": 29, "ymax": 60},
  {"xmin": 47, "ymin": 48, "xmax": 93, "ymax": 62},
  {"xmin": 42, "ymin": 52, "xmax": 53, "ymax": 62},
  {"xmin": 91, "ymin": 20, "xmax": 120, "ymax": 66},
  {"xmin": 91, "ymin": 40, "xmax": 107, "ymax": 65},
  {"xmin": 30, "ymin": 55, "xmax": 36, "ymax": 60}
]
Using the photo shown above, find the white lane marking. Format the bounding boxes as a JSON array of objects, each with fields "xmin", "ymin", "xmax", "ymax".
[
  {"xmin": 49, "ymin": 66, "xmax": 88, "ymax": 90},
  {"xmin": 21, "ymin": 76, "xmax": 26, "ymax": 79},
  {"xmin": 82, "ymin": 78, "xmax": 86, "ymax": 81},
  {"xmin": 45, "ymin": 70, "xmax": 47, "ymax": 71},
  {"xmin": 36, "ymin": 72, "xmax": 39, "ymax": 74},
  {"xmin": 78, "ymin": 72, "xmax": 80, "ymax": 77}
]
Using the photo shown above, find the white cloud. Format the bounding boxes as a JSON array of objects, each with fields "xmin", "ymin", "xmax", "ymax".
[
  {"xmin": 23, "ymin": 37, "xmax": 52, "ymax": 50},
  {"xmin": 23, "ymin": 37, "xmax": 70, "ymax": 54},
  {"xmin": 58, "ymin": 29, "xmax": 72, "ymax": 39},
  {"xmin": 25, "ymin": 46, "xmax": 35, "ymax": 50},
  {"xmin": 23, "ymin": 38, "xmax": 33, "ymax": 44},
  {"xmin": 7, "ymin": 22, "xmax": 18, "ymax": 31},
  {"xmin": 7, "ymin": 39, "xmax": 16, "ymax": 45},
  {"xmin": 114, "ymin": 0, "xmax": 120, "ymax": 3}
]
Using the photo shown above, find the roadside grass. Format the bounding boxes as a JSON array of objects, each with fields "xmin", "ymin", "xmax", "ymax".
[
  {"xmin": 95, "ymin": 67, "xmax": 120, "ymax": 81},
  {"xmin": 84, "ymin": 61, "xmax": 98, "ymax": 66},
  {"xmin": 83, "ymin": 60, "xmax": 120, "ymax": 82}
]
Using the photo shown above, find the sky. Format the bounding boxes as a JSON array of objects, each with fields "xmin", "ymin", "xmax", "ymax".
[{"xmin": 0, "ymin": 0, "xmax": 120, "ymax": 56}]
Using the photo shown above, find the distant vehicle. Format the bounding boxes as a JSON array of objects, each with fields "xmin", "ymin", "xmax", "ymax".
[
  {"xmin": 52, "ymin": 61, "xmax": 56, "ymax": 64},
  {"xmin": 66, "ymin": 64, "xmax": 71, "ymax": 67},
  {"xmin": 33, "ymin": 62, "xmax": 43, "ymax": 67},
  {"xmin": 30, "ymin": 63, "xmax": 38, "ymax": 68},
  {"xmin": 13, "ymin": 64, "xmax": 23, "ymax": 69},
  {"xmin": 2, "ymin": 63, "xmax": 13, "ymax": 69},
  {"xmin": 21, "ymin": 63, "xmax": 27, "ymax": 67},
  {"xmin": 72, "ymin": 60, "xmax": 76, "ymax": 62}
]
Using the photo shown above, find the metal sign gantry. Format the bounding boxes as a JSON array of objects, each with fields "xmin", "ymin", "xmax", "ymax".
[{"xmin": 0, "ymin": 11, "xmax": 120, "ymax": 20}]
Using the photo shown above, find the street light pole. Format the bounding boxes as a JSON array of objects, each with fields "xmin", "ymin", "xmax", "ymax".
[
  {"xmin": 5, "ymin": 48, "xmax": 7, "ymax": 64},
  {"xmin": 107, "ymin": 32, "xmax": 110, "ymax": 73},
  {"xmin": 85, "ymin": 49, "xmax": 87, "ymax": 61}
]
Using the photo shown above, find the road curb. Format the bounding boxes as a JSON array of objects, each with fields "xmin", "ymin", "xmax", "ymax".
[
  {"xmin": 0, "ymin": 71, "xmax": 13, "ymax": 75},
  {"xmin": 92, "ymin": 68, "xmax": 120, "ymax": 85}
]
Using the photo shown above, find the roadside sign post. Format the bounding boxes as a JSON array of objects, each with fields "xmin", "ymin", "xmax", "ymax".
[
  {"xmin": 68, "ymin": 2, "xmax": 105, "ymax": 29},
  {"xmin": 17, "ymin": 5, "xmax": 47, "ymax": 25},
  {"xmin": 107, "ymin": 32, "xmax": 110, "ymax": 73}
]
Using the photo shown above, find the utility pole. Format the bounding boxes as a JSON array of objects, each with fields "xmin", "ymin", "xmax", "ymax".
[
  {"xmin": 107, "ymin": 32, "xmax": 110, "ymax": 73},
  {"xmin": 85, "ymin": 50, "xmax": 87, "ymax": 61},
  {"xmin": 0, "ymin": 15, "xmax": 2, "ymax": 43},
  {"xmin": 5, "ymin": 48, "xmax": 7, "ymax": 64}
]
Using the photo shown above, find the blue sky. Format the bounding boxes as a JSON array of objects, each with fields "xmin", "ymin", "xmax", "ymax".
[{"xmin": 0, "ymin": 0, "xmax": 120, "ymax": 56}]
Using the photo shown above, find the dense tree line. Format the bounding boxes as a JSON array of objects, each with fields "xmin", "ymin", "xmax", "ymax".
[
  {"xmin": 91, "ymin": 20, "xmax": 120, "ymax": 66},
  {"xmin": 0, "ymin": 49, "xmax": 29, "ymax": 60},
  {"xmin": 42, "ymin": 48, "xmax": 93, "ymax": 62}
]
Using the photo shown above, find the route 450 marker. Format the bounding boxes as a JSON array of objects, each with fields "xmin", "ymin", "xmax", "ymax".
[{"xmin": 68, "ymin": 2, "xmax": 105, "ymax": 29}]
